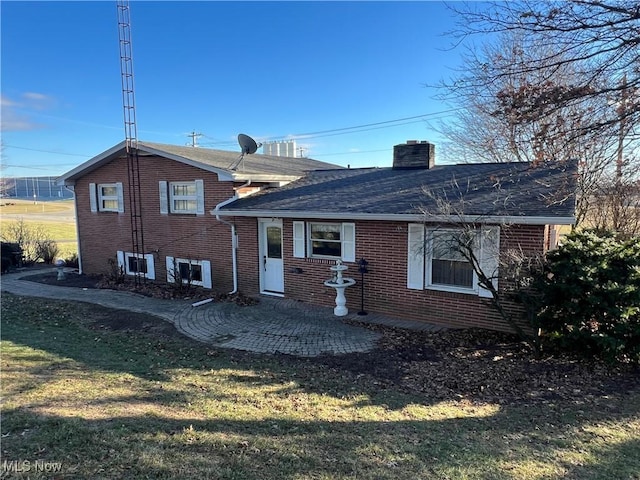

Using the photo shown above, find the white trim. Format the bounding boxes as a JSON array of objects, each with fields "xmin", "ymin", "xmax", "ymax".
[
  {"xmin": 119, "ymin": 251, "xmax": 155, "ymax": 280},
  {"xmin": 95, "ymin": 183, "xmax": 124, "ymax": 213},
  {"xmin": 341, "ymin": 222, "xmax": 356, "ymax": 262},
  {"xmin": 58, "ymin": 140, "xmax": 236, "ymax": 185},
  {"xmin": 166, "ymin": 257, "xmax": 211, "ymax": 288},
  {"xmin": 195, "ymin": 179, "xmax": 205, "ymax": 215},
  {"xmin": 293, "ymin": 221, "xmax": 305, "ymax": 258},
  {"xmin": 71, "ymin": 188, "xmax": 84, "ymax": 273},
  {"xmin": 201, "ymin": 260, "xmax": 212, "ymax": 289},
  {"xmin": 408, "ymin": 225, "xmax": 500, "ymax": 298},
  {"xmin": 217, "ymin": 209, "xmax": 575, "ymax": 226},
  {"xmin": 59, "ymin": 141, "xmax": 129, "ymax": 186},
  {"xmin": 89, "ymin": 183, "xmax": 97, "ymax": 212},
  {"xmin": 166, "ymin": 256, "xmax": 175, "ymax": 283},
  {"xmin": 159, "ymin": 181, "xmax": 168, "ymax": 215},
  {"xmin": 308, "ymin": 222, "xmax": 343, "ymax": 259},
  {"xmin": 231, "ymin": 173, "xmax": 299, "ymax": 183},
  {"xmin": 116, "ymin": 182, "xmax": 124, "ymax": 213},
  {"xmin": 426, "ymin": 228, "xmax": 478, "ymax": 294},
  {"xmin": 260, "ymin": 291, "xmax": 285, "ymax": 298},
  {"xmin": 407, "ymin": 223, "xmax": 425, "ymax": 290},
  {"xmin": 478, "ymin": 226, "xmax": 500, "ymax": 298},
  {"xmin": 258, "ymin": 218, "xmax": 284, "ymax": 295},
  {"xmin": 214, "ymin": 195, "xmax": 240, "ymax": 295},
  {"xmin": 169, "ymin": 181, "xmax": 199, "ymax": 214},
  {"xmin": 144, "ymin": 254, "xmax": 155, "ymax": 280}
]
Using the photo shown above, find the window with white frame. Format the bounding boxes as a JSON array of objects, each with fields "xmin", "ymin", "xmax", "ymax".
[
  {"xmin": 89, "ymin": 182, "xmax": 124, "ymax": 213},
  {"xmin": 159, "ymin": 180, "xmax": 205, "ymax": 215},
  {"xmin": 309, "ymin": 223, "xmax": 342, "ymax": 258},
  {"xmin": 407, "ymin": 224, "xmax": 499, "ymax": 297},
  {"xmin": 430, "ymin": 230, "xmax": 475, "ymax": 289},
  {"xmin": 292, "ymin": 221, "xmax": 355, "ymax": 262},
  {"xmin": 117, "ymin": 251, "xmax": 156, "ymax": 280},
  {"xmin": 170, "ymin": 182, "xmax": 198, "ymax": 213},
  {"xmin": 98, "ymin": 184, "xmax": 119, "ymax": 211},
  {"xmin": 165, "ymin": 256, "xmax": 212, "ymax": 288}
]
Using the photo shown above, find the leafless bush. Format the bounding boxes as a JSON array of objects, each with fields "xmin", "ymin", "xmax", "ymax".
[
  {"xmin": 587, "ymin": 177, "xmax": 640, "ymax": 238},
  {"xmin": 106, "ymin": 257, "xmax": 125, "ymax": 284},
  {"xmin": 36, "ymin": 240, "xmax": 59, "ymax": 264},
  {"xmin": 2, "ymin": 218, "xmax": 49, "ymax": 264}
]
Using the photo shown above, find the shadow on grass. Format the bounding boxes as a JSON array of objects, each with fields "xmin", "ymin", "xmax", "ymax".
[
  {"xmin": 1, "ymin": 293, "xmax": 214, "ymax": 383},
  {"xmin": 2, "ymin": 403, "xmax": 639, "ymax": 480},
  {"xmin": 2, "ymin": 292, "xmax": 639, "ymax": 412}
]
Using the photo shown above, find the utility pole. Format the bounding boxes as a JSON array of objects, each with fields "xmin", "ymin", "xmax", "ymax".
[
  {"xmin": 616, "ymin": 73, "xmax": 628, "ymax": 181},
  {"xmin": 187, "ymin": 131, "xmax": 203, "ymax": 147}
]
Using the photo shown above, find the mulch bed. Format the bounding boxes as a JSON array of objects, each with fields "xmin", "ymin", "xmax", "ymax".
[
  {"xmin": 19, "ymin": 269, "xmax": 257, "ymax": 305},
  {"xmin": 312, "ymin": 323, "xmax": 639, "ymax": 405}
]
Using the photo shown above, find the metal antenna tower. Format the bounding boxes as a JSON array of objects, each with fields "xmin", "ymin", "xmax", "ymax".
[{"xmin": 117, "ymin": 0, "xmax": 145, "ymax": 285}]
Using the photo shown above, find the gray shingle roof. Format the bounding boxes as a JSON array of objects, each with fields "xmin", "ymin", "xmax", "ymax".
[
  {"xmin": 220, "ymin": 161, "xmax": 577, "ymax": 221},
  {"xmin": 58, "ymin": 140, "xmax": 341, "ymax": 185},
  {"xmin": 138, "ymin": 142, "xmax": 341, "ymax": 177}
]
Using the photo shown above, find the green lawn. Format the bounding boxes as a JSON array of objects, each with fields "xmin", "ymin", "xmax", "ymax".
[{"xmin": 1, "ymin": 293, "xmax": 639, "ymax": 479}]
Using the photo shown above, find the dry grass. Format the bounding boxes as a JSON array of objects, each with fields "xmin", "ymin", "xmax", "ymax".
[
  {"xmin": 0, "ymin": 200, "xmax": 77, "ymax": 258},
  {"xmin": 1, "ymin": 293, "xmax": 639, "ymax": 479},
  {"xmin": 0, "ymin": 199, "xmax": 74, "ymax": 215}
]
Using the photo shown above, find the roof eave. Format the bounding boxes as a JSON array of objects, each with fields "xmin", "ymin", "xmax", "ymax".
[
  {"xmin": 57, "ymin": 141, "xmax": 307, "ymax": 186},
  {"xmin": 136, "ymin": 144, "xmax": 235, "ymax": 181},
  {"xmin": 57, "ymin": 140, "xmax": 128, "ymax": 186},
  {"xmin": 213, "ymin": 209, "xmax": 576, "ymax": 225},
  {"xmin": 231, "ymin": 173, "xmax": 300, "ymax": 183}
]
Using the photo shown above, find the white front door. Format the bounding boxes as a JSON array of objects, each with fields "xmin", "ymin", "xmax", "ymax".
[{"xmin": 259, "ymin": 219, "xmax": 284, "ymax": 294}]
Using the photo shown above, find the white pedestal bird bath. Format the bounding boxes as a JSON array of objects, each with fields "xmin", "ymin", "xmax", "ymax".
[{"xmin": 323, "ymin": 260, "xmax": 356, "ymax": 316}]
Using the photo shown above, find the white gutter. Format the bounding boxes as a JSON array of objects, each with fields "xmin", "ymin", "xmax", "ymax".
[
  {"xmin": 213, "ymin": 182, "xmax": 253, "ymax": 294},
  {"xmin": 214, "ymin": 209, "xmax": 576, "ymax": 226}
]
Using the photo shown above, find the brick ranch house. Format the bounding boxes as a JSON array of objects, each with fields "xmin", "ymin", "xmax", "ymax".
[{"xmin": 58, "ymin": 140, "xmax": 576, "ymax": 332}]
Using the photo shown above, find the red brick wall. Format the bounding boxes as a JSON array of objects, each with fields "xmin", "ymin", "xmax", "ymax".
[
  {"xmin": 75, "ymin": 152, "xmax": 550, "ymax": 332},
  {"xmin": 232, "ymin": 217, "xmax": 547, "ymax": 332},
  {"xmin": 75, "ymin": 154, "xmax": 239, "ymax": 292}
]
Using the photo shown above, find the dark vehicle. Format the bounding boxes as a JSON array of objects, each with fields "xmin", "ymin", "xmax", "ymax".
[{"xmin": 1, "ymin": 242, "xmax": 23, "ymax": 273}]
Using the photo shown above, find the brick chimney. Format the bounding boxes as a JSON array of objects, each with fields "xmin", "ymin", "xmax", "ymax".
[{"xmin": 392, "ymin": 140, "xmax": 435, "ymax": 169}]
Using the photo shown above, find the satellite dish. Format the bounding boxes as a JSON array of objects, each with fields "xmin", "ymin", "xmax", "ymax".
[
  {"xmin": 238, "ymin": 133, "xmax": 260, "ymax": 155},
  {"xmin": 229, "ymin": 133, "xmax": 262, "ymax": 170}
]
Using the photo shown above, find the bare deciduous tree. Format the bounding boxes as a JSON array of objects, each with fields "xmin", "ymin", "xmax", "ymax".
[
  {"xmin": 418, "ymin": 177, "xmax": 559, "ymax": 351},
  {"xmin": 446, "ymin": 0, "xmax": 640, "ymax": 140},
  {"xmin": 435, "ymin": 1, "xmax": 639, "ymax": 233}
]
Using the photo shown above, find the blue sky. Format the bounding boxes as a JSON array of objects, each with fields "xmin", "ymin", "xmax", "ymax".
[{"xmin": 1, "ymin": 1, "xmax": 466, "ymax": 177}]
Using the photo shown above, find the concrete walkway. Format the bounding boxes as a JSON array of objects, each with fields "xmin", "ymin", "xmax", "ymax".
[{"xmin": 1, "ymin": 269, "xmax": 443, "ymax": 357}]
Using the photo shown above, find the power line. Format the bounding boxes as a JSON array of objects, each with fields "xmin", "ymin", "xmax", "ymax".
[
  {"xmin": 313, "ymin": 148, "xmax": 390, "ymax": 157},
  {"xmin": 198, "ymin": 109, "xmax": 460, "ymax": 146},
  {"xmin": 3, "ymin": 144, "xmax": 91, "ymax": 157},
  {"xmin": 288, "ymin": 109, "xmax": 458, "ymax": 138},
  {"xmin": 3, "ymin": 109, "xmax": 460, "ymax": 161}
]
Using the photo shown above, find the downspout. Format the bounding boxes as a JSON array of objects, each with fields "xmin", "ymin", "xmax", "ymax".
[
  {"xmin": 214, "ymin": 181, "xmax": 250, "ymax": 295},
  {"xmin": 65, "ymin": 185, "xmax": 83, "ymax": 273}
]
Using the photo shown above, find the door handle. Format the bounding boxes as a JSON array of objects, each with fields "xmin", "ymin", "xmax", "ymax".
[{"xmin": 263, "ymin": 255, "xmax": 267, "ymax": 271}]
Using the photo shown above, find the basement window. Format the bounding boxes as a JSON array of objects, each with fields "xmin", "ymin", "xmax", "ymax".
[
  {"xmin": 117, "ymin": 251, "xmax": 156, "ymax": 280},
  {"xmin": 165, "ymin": 256, "xmax": 212, "ymax": 289}
]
